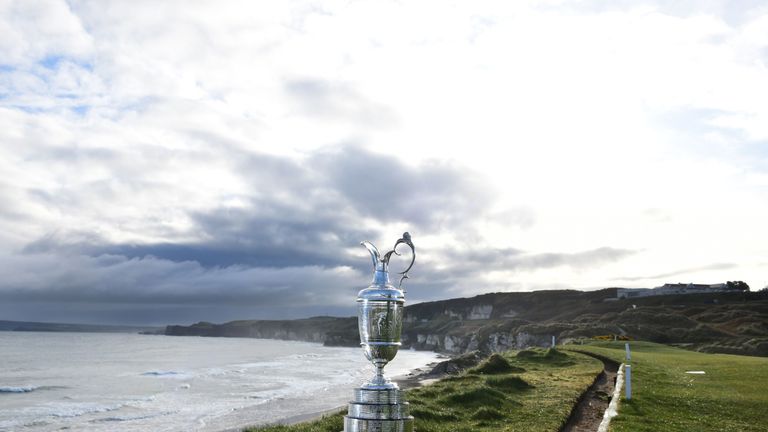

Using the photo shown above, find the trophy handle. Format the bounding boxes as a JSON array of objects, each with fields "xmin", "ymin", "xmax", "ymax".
[{"xmin": 382, "ymin": 232, "xmax": 415, "ymax": 288}]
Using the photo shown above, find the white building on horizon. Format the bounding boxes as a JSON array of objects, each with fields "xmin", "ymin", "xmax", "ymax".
[{"xmin": 617, "ymin": 283, "xmax": 728, "ymax": 299}]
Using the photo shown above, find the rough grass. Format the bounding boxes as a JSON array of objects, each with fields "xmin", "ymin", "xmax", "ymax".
[
  {"xmin": 244, "ymin": 414, "xmax": 344, "ymax": 432},
  {"xmin": 485, "ymin": 375, "xmax": 533, "ymax": 391},
  {"xmin": 570, "ymin": 341, "xmax": 768, "ymax": 432},
  {"xmin": 245, "ymin": 348, "xmax": 602, "ymax": 432},
  {"xmin": 468, "ymin": 353, "xmax": 525, "ymax": 374}
]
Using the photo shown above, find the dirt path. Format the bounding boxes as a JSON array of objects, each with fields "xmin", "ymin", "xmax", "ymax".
[{"xmin": 560, "ymin": 352, "xmax": 620, "ymax": 432}]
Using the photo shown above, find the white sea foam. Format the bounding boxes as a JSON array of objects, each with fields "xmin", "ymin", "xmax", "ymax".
[
  {"xmin": 0, "ymin": 332, "xmax": 439, "ymax": 432},
  {"xmin": 0, "ymin": 385, "xmax": 39, "ymax": 393},
  {"xmin": 48, "ymin": 402, "xmax": 123, "ymax": 418}
]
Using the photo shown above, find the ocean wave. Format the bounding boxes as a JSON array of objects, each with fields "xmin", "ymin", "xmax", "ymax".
[
  {"xmin": 0, "ymin": 385, "xmax": 39, "ymax": 393},
  {"xmin": 49, "ymin": 403, "xmax": 122, "ymax": 418},
  {"xmin": 141, "ymin": 371, "xmax": 186, "ymax": 378},
  {"xmin": 92, "ymin": 410, "xmax": 176, "ymax": 423},
  {"xmin": 291, "ymin": 353, "xmax": 322, "ymax": 359}
]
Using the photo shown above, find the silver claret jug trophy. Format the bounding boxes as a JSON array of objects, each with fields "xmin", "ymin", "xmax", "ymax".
[{"xmin": 343, "ymin": 232, "xmax": 416, "ymax": 432}]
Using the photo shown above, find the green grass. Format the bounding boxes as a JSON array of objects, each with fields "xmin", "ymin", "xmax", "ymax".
[
  {"xmin": 245, "ymin": 348, "xmax": 602, "ymax": 432},
  {"xmin": 568, "ymin": 341, "xmax": 768, "ymax": 432},
  {"xmin": 468, "ymin": 353, "xmax": 526, "ymax": 374}
]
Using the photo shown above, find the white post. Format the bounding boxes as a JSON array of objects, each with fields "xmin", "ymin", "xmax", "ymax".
[
  {"xmin": 625, "ymin": 364, "xmax": 632, "ymax": 400},
  {"xmin": 625, "ymin": 343, "xmax": 631, "ymax": 361},
  {"xmin": 552, "ymin": 335, "xmax": 556, "ymax": 347}
]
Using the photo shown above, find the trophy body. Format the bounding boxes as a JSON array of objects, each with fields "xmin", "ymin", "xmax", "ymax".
[{"xmin": 343, "ymin": 233, "xmax": 415, "ymax": 432}]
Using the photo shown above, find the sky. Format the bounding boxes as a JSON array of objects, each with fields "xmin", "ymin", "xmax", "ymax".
[{"xmin": 1, "ymin": 0, "xmax": 767, "ymax": 326}]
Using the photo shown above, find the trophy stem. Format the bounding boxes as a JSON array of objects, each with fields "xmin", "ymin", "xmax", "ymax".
[{"xmin": 363, "ymin": 363, "xmax": 396, "ymax": 389}]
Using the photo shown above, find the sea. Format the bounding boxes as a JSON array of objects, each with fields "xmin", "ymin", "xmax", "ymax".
[{"xmin": 0, "ymin": 332, "xmax": 439, "ymax": 432}]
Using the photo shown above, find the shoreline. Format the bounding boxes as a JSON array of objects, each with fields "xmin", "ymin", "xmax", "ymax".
[{"xmin": 229, "ymin": 358, "xmax": 446, "ymax": 432}]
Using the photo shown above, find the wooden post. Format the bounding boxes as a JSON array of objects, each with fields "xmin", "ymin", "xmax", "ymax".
[{"xmin": 625, "ymin": 364, "xmax": 632, "ymax": 400}]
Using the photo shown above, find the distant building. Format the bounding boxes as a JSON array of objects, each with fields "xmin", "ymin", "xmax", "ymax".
[{"xmin": 617, "ymin": 283, "xmax": 728, "ymax": 299}]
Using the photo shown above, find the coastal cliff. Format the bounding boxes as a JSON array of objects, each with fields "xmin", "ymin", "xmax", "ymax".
[
  {"xmin": 165, "ymin": 288, "xmax": 768, "ymax": 356},
  {"xmin": 166, "ymin": 316, "xmax": 358, "ymax": 346}
]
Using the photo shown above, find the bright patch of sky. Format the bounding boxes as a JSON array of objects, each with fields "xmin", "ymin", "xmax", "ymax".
[{"xmin": 0, "ymin": 0, "xmax": 767, "ymax": 324}]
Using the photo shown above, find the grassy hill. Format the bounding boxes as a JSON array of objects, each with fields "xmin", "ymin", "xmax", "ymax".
[
  {"xmin": 246, "ymin": 348, "xmax": 603, "ymax": 432},
  {"xmin": 570, "ymin": 341, "xmax": 768, "ymax": 431},
  {"xmin": 166, "ymin": 289, "xmax": 768, "ymax": 356},
  {"xmin": 402, "ymin": 289, "xmax": 768, "ymax": 356},
  {"xmin": 246, "ymin": 343, "xmax": 768, "ymax": 432}
]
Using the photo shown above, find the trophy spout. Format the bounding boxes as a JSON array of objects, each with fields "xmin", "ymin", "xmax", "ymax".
[{"xmin": 360, "ymin": 241, "xmax": 384, "ymax": 271}]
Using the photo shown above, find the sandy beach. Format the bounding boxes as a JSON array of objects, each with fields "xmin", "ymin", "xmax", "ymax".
[{"xmin": 229, "ymin": 359, "xmax": 446, "ymax": 432}]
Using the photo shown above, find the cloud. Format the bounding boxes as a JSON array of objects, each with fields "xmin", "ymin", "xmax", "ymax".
[
  {"xmin": 1, "ymin": 144, "xmax": 524, "ymax": 322},
  {"xmin": 613, "ymin": 262, "xmax": 738, "ymax": 283},
  {"xmin": 561, "ymin": 0, "xmax": 768, "ymax": 26},
  {"xmin": 285, "ymin": 79, "xmax": 398, "ymax": 127},
  {"xmin": 0, "ymin": 1, "xmax": 93, "ymax": 65},
  {"xmin": 435, "ymin": 246, "xmax": 638, "ymax": 282},
  {"xmin": 2, "ymin": 0, "xmax": 767, "ymax": 324},
  {"xmin": 20, "ymin": 145, "xmax": 499, "ymax": 266},
  {"xmin": 0, "ymin": 242, "xmax": 636, "ymax": 324},
  {"xmin": 0, "ymin": 252, "xmax": 361, "ymax": 325},
  {"xmin": 0, "ymin": 252, "xmax": 359, "ymax": 305}
]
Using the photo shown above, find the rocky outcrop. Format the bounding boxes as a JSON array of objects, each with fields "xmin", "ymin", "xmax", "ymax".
[
  {"xmin": 400, "ymin": 330, "xmax": 552, "ymax": 354},
  {"xmin": 469, "ymin": 305, "xmax": 493, "ymax": 320},
  {"xmin": 487, "ymin": 331, "xmax": 550, "ymax": 352}
]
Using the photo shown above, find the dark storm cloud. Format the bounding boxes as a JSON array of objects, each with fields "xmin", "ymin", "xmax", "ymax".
[
  {"xmin": 310, "ymin": 146, "xmax": 493, "ymax": 229},
  {"xmin": 613, "ymin": 262, "xmax": 737, "ymax": 282},
  {"xmin": 26, "ymin": 145, "xmax": 494, "ymax": 269},
  {"xmin": 0, "ymin": 252, "xmax": 361, "ymax": 308},
  {"xmin": 4, "ymin": 145, "xmax": 502, "ymax": 323},
  {"xmin": 7, "ymin": 145, "xmax": 636, "ymax": 324}
]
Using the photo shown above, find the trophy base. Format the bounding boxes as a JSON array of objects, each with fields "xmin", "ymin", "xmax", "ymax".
[{"xmin": 343, "ymin": 387, "xmax": 414, "ymax": 432}]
